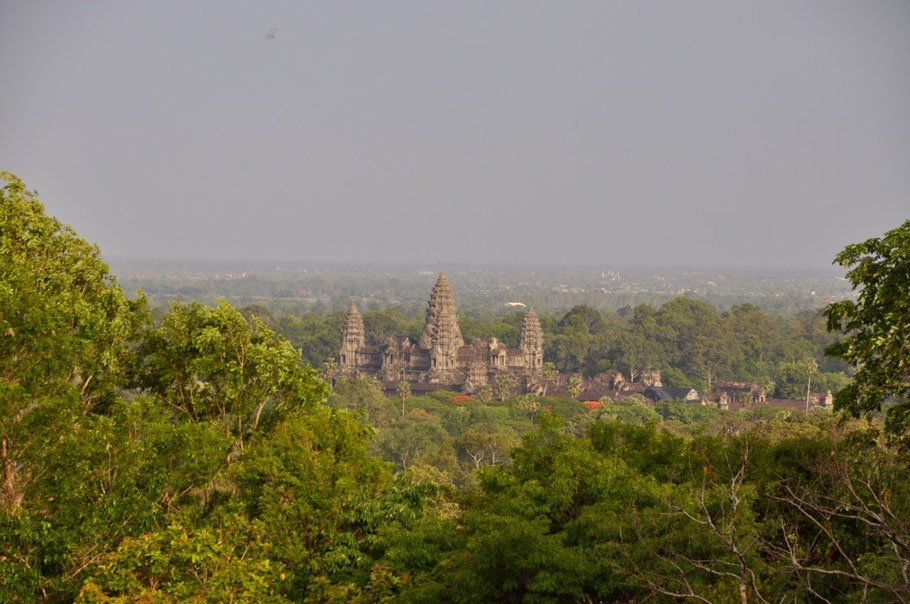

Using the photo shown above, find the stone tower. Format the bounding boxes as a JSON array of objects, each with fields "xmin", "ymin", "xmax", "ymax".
[
  {"xmin": 420, "ymin": 273, "xmax": 464, "ymax": 350},
  {"xmin": 340, "ymin": 302, "xmax": 365, "ymax": 371},
  {"xmin": 422, "ymin": 273, "xmax": 464, "ymax": 381},
  {"xmin": 520, "ymin": 308, "xmax": 544, "ymax": 369}
]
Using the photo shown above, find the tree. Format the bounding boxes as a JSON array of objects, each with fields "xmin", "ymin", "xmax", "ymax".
[
  {"xmin": 321, "ymin": 357, "xmax": 338, "ymax": 383},
  {"xmin": 458, "ymin": 428, "xmax": 517, "ymax": 469},
  {"xmin": 0, "ymin": 172, "xmax": 148, "ymax": 522},
  {"xmin": 615, "ymin": 330, "xmax": 660, "ymax": 383},
  {"xmin": 0, "ymin": 174, "xmax": 215, "ymax": 598},
  {"xmin": 568, "ymin": 375, "xmax": 584, "ymax": 399},
  {"xmin": 595, "ymin": 398, "xmax": 662, "ymax": 425},
  {"xmin": 0, "ymin": 173, "xmax": 147, "ymax": 512},
  {"xmin": 804, "ymin": 358, "xmax": 818, "ymax": 412},
  {"xmin": 76, "ymin": 518, "xmax": 289, "ymax": 603},
  {"xmin": 396, "ymin": 381, "xmax": 411, "ymax": 415},
  {"xmin": 131, "ymin": 300, "xmax": 329, "ymax": 455},
  {"xmin": 825, "ymin": 220, "xmax": 910, "ymax": 437},
  {"xmin": 364, "ymin": 375, "xmax": 384, "ymax": 393},
  {"xmin": 616, "ymin": 437, "xmax": 767, "ymax": 603},
  {"xmin": 558, "ymin": 305, "xmax": 604, "ymax": 335},
  {"xmin": 494, "ymin": 374, "xmax": 514, "ymax": 402},
  {"xmin": 658, "ymin": 298, "xmax": 737, "ymax": 392},
  {"xmin": 540, "ymin": 362, "xmax": 557, "ymax": 397},
  {"xmin": 517, "ymin": 396, "xmax": 541, "ymax": 422},
  {"xmin": 377, "ymin": 417, "xmax": 451, "ymax": 471},
  {"xmin": 770, "ymin": 428, "xmax": 910, "ymax": 600},
  {"xmin": 476, "ymin": 384, "xmax": 493, "ymax": 404},
  {"xmin": 328, "ymin": 376, "xmax": 393, "ymax": 426}
]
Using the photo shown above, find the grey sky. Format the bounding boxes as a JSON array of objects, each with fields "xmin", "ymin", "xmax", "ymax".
[{"xmin": 1, "ymin": 1, "xmax": 908, "ymax": 267}]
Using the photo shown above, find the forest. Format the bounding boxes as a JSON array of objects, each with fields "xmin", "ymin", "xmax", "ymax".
[{"xmin": 2, "ymin": 170, "xmax": 909, "ymax": 602}]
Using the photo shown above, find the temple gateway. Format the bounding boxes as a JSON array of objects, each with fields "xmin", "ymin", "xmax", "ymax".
[{"xmin": 339, "ymin": 273, "xmax": 544, "ymax": 394}]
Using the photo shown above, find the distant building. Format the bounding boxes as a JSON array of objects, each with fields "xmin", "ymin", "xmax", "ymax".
[
  {"xmin": 705, "ymin": 381, "xmax": 767, "ymax": 408},
  {"xmin": 704, "ymin": 382, "xmax": 833, "ymax": 412},
  {"xmin": 339, "ymin": 273, "xmax": 544, "ymax": 394},
  {"xmin": 718, "ymin": 392, "xmax": 833, "ymax": 413},
  {"xmin": 639, "ymin": 368, "xmax": 663, "ymax": 387},
  {"xmin": 547, "ymin": 370, "xmax": 671, "ymax": 402},
  {"xmin": 336, "ymin": 274, "xmax": 834, "ymax": 410},
  {"xmin": 643, "ymin": 386, "xmax": 700, "ymax": 403}
]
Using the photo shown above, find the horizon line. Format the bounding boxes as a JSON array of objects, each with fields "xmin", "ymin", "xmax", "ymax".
[{"xmin": 104, "ymin": 255, "xmax": 842, "ymax": 274}]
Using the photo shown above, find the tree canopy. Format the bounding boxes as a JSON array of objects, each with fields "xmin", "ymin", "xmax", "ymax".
[{"xmin": 825, "ymin": 219, "xmax": 910, "ymax": 438}]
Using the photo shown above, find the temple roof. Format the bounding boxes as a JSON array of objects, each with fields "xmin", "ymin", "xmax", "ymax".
[{"xmin": 341, "ymin": 301, "xmax": 365, "ymax": 348}]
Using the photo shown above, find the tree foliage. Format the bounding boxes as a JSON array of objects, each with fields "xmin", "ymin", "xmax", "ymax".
[{"xmin": 825, "ymin": 219, "xmax": 910, "ymax": 438}]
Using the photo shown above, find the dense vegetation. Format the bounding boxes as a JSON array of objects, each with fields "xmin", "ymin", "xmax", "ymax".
[{"xmin": 2, "ymin": 172, "xmax": 908, "ymax": 602}]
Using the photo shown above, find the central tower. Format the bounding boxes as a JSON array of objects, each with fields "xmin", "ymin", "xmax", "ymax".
[{"xmin": 420, "ymin": 273, "xmax": 464, "ymax": 381}]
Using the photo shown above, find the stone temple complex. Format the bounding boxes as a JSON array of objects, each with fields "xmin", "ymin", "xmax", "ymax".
[
  {"xmin": 340, "ymin": 273, "xmax": 544, "ymax": 394},
  {"xmin": 337, "ymin": 273, "xmax": 833, "ymax": 412}
]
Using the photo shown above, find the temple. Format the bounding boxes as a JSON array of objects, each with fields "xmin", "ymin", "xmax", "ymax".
[
  {"xmin": 337, "ymin": 273, "xmax": 833, "ymax": 412},
  {"xmin": 339, "ymin": 273, "xmax": 544, "ymax": 394}
]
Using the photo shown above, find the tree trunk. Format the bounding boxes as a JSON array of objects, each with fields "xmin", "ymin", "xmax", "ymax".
[
  {"xmin": 805, "ymin": 374, "xmax": 811, "ymax": 412},
  {"xmin": 1, "ymin": 439, "xmax": 24, "ymax": 513}
]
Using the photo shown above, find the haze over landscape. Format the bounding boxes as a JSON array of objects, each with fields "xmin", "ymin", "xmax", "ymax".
[
  {"xmin": 5, "ymin": 3, "xmax": 910, "ymax": 602},
  {"xmin": 2, "ymin": 1, "xmax": 908, "ymax": 267}
]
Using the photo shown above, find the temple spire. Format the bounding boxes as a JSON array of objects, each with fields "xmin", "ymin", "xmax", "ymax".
[
  {"xmin": 420, "ymin": 273, "xmax": 463, "ymax": 350},
  {"xmin": 340, "ymin": 301, "xmax": 365, "ymax": 370},
  {"xmin": 520, "ymin": 307, "xmax": 543, "ymax": 368}
]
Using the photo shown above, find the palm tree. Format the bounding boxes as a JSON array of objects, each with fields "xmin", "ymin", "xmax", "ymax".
[
  {"xmin": 495, "ymin": 374, "xmax": 514, "ymax": 402},
  {"xmin": 805, "ymin": 358, "xmax": 818, "ymax": 412},
  {"xmin": 541, "ymin": 362, "xmax": 557, "ymax": 397},
  {"xmin": 568, "ymin": 375, "xmax": 584, "ymax": 400},
  {"xmin": 396, "ymin": 381, "xmax": 411, "ymax": 415},
  {"xmin": 477, "ymin": 384, "xmax": 492, "ymax": 404}
]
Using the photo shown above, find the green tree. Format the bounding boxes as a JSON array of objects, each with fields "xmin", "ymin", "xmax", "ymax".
[
  {"xmin": 131, "ymin": 300, "xmax": 329, "ymax": 454},
  {"xmin": 517, "ymin": 395, "xmax": 541, "ymax": 422},
  {"xmin": 476, "ymin": 384, "xmax": 493, "ymax": 404},
  {"xmin": 328, "ymin": 376, "xmax": 394, "ymax": 427},
  {"xmin": 658, "ymin": 298, "xmax": 737, "ymax": 392},
  {"xmin": 396, "ymin": 380, "xmax": 411, "ymax": 415},
  {"xmin": 595, "ymin": 398, "xmax": 662, "ymax": 425},
  {"xmin": 615, "ymin": 329, "xmax": 660, "ymax": 383},
  {"xmin": 0, "ymin": 172, "xmax": 147, "ymax": 514},
  {"xmin": 77, "ymin": 517, "xmax": 289, "ymax": 603},
  {"xmin": 377, "ymin": 417, "xmax": 452, "ymax": 471},
  {"xmin": 540, "ymin": 361, "xmax": 558, "ymax": 396},
  {"xmin": 0, "ymin": 174, "xmax": 215, "ymax": 599},
  {"xmin": 458, "ymin": 427, "xmax": 517, "ymax": 469},
  {"xmin": 568, "ymin": 375, "xmax": 584, "ymax": 399},
  {"xmin": 321, "ymin": 357, "xmax": 338, "ymax": 383},
  {"xmin": 804, "ymin": 357, "xmax": 818, "ymax": 411},
  {"xmin": 558, "ymin": 304, "xmax": 604, "ymax": 334},
  {"xmin": 494, "ymin": 374, "xmax": 514, "ymax": 402},
  {"xmin": 825, "ymin": 219, "xmax": 910, "ymax": 437}
]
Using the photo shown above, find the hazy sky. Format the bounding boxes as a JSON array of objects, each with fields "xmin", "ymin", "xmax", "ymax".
[{"xmin": 1, "ymin": 1, "xmax": 908, "ymax": 267}]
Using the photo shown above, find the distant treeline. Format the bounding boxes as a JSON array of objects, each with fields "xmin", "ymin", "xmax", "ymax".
[{"xmin": 121, "ymin": 262, "xmax": 852, "ymax": 318}]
